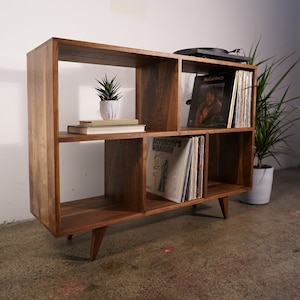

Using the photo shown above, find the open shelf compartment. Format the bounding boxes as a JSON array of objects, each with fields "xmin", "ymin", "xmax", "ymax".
[
  {"xmin": 207, "ymin": 131, "xmax": 254, "ymax": 193},
  {"xmin": 55, "ymin": 38, "xmax": 180, "ymax": 133},
  {"xmin": 57, "ymin": 138, "xmax": 146, "ymax": 236},
  {"xmin": 59, "ymin": 196, "xmax": 144, "ymax": 236}
]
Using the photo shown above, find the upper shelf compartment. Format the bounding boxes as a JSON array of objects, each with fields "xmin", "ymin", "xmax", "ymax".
[
  {"xmin": 32, "ymin": 38, "xmax": 255, "ymax": 135},
  {"xmin": 53, "ymin": 38, "xmax": 181, "ymax": 133},
  {"xmin": 180, "ymin": 54, "xmax": 256, "ymax": 75},
  {"xmin": 55, "ymin": 37, "xmax": 178, "ymax": 67}
]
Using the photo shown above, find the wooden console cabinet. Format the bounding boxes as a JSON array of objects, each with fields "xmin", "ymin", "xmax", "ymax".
[{"xmin": 27, "ymin": 38, "xmax": 256, "ymax": 260}]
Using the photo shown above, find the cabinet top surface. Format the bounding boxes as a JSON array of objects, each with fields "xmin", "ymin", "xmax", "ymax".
[{"xmin": 28, "ymin": 37, "xmax": 256, "ymax": 71}]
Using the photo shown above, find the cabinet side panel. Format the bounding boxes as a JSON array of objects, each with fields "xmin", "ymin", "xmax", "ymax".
[
  {"xmin": 136, "ymin": 60, "xmax": 179, "ymax": 131},
  {"xmin": 27, "ymin": 41, "xmax": 58, "ymax": 234},
  {"xmin": 105, "ymin": 139, "xmax": 145, "ymax": 212}
]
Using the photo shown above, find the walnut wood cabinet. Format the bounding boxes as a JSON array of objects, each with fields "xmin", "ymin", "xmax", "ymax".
[{"xmin": 27, "ymin": 38, "xmax": 256, "ymax": 260}]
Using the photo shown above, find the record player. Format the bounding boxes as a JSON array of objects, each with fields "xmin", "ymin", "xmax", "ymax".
[{"xmin": 174, "ymin": 47, "xmax": 251, "ymax": 63}]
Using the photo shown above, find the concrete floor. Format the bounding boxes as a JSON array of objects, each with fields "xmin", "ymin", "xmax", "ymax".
[{"xmin": 1, "ymin": 167, "xmax": 300, "ymax": 299}]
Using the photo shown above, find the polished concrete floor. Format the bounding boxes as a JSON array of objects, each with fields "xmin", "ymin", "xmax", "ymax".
[{"xmin": 1, "ymin": 167, "xmax": 300, "ymax": 299}]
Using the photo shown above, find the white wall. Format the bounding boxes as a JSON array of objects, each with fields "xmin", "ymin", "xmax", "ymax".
[{"xmin": 1, "ymin": 0, "xmax": 299, "ymax": 223}]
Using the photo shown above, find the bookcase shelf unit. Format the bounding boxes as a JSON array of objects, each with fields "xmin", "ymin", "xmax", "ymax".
[{"xmin": 27, "ymin": 38, "xmax": 256, "ymax": 261}]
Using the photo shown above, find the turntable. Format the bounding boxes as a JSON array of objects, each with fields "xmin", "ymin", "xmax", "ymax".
[{"xmin": 174, "ymin": 47, "xmax": 251, "ymax": 63}]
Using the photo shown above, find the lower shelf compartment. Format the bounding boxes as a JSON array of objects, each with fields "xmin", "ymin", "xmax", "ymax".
[
  {"xmin": 59, "ymin": 182, "xmax": 248, "ymax": 236},
  {"xmin": 60, "ymin": 197, "xmax": 143, "ymax": 236},
  {"xmin": 206, "ymin": 181, "xmax": 249, "ymax": 198},
  {"xmin": 145, "ymin": 182, "xmax": 247, "ymax": 215}
]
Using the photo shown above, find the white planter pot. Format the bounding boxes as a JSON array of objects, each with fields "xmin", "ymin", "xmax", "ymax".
[
  {"xmin": 240, "ymin": 166, "xmax": 274, "ymax": 205},
  {"xmin": 100, "ymin": 100, "xmax": 119, "ymax": 120}
]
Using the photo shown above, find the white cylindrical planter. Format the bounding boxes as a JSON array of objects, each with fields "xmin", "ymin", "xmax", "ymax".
[
  {"xmin": 240, "ymin": 166, "xmax": 274, "ymax": 205},
  {"xmin": 100, "ymin": 101, "xmax": 119, "ymax": 120}
]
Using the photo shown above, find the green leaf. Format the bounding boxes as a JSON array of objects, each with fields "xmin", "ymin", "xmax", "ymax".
[
  {"xmin": 248, "ymin": 40, "xmax": 300, "ymax": 167},
  {"xmin": 95, "ymin": 75, "xmax": 122, "ymax": 101}
]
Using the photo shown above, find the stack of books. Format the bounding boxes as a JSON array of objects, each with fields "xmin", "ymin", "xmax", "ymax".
[{"xmin": 67, "ymin": 119, "xmax": 146, "ymax": 134}]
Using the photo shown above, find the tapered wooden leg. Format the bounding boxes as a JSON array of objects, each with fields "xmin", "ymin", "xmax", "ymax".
[
  {"xmin": 67, "ymin": 235, "xmax": 73, "ymax": 241},
  {"xmin": 90, "ymin": 227, "xmax": 107, "ymax": 261},
  {"xmin": 218, "ymin": 196, "xmax": 229, "ymax": 219}
]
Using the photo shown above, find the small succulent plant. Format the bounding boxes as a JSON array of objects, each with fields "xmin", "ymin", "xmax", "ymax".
[{"xmin": 95, "ymin": 75, "xmax": 122, "ymax": 101}]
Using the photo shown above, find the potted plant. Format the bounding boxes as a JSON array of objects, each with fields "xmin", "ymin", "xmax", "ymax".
[
  {"xmin": 95, "ymin": 75, "xmax": 122, "ymax": 120},
  {"xmin": 240, "ymin": 40, "xmax": 300, "ymax": 204}
]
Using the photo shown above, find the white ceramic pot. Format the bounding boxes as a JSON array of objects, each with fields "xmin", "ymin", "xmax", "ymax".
[
  {"xmin": 240, "ymin": 166, "xmax": 274, "ymax": 205},
  {"xmin": 100, "ymin": 100, "xmax": 119, "ymax": 120}
]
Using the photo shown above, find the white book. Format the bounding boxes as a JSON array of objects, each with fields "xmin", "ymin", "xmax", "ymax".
[{"xmin": 67, "ymin": 124, "xmax": 145, "ymax": 134}]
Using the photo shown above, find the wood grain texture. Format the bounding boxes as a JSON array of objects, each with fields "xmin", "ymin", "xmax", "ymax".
[
  {"xmin": 208, "ymin": 132, "xmax": 253, "ymax": 188},
  {"xmin": 27, "ymin": 39, "xmax": 60, "ymax": 234},
  {"xmin": 27, "ymin": 38, "xmax": 256, "ymax": 260},
  {"xmin": 218, "ymin": 196, "xmax": 229, "ymax": 219},
  {"xmin": 105, "ymin": 139, "xmax": 145, "ymax": 212},
  {"xmin": 90, "ymin": 227, "xmax": 107, "ymax": 261},
  {"xmin": 136, "ymin": 60, "xmax": 179, "ymax": 131}
]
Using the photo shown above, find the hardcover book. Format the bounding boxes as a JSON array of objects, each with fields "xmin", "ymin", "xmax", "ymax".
[
  {"xmin": 67, "ymin": 124, "xmax": 145, "ymax": 135},
  {"xmin": 79, "ymin": 119, "xmax": 139, "ymax": 126},
  {"xmin": 187, "ymin": 71, "xmax": 237, "ymax": 128}
]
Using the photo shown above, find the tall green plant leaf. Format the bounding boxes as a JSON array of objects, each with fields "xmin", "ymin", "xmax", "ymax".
[{"xmin": 249, "ymin": 40, "xmax": 300, "ymax": 168}]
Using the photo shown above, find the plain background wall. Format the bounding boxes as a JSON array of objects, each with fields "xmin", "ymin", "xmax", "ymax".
[{"xmin": 1, "ymin": 0, "xmax": 299, "ymax": 223}]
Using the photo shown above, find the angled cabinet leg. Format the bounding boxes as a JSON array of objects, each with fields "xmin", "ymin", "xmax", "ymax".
[
  {"xmin": 218, "ymin": 196, "xmax": 229, "ymax": 219},
  {"xmin": 90, "ymin": 227, "xmax": 107, "ymax": 261}
]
